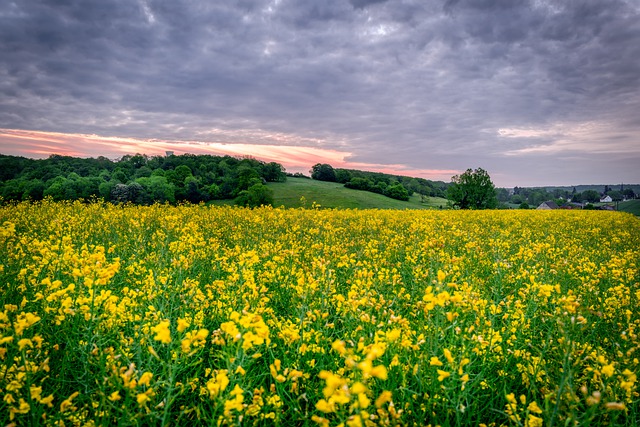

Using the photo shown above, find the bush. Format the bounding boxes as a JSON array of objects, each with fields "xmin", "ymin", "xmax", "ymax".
[
  {"xmin": 235, "ymin": 184, "xmax": 274, "ymax": 208},
  {"xmin": 384, "ymin": 184, "xmax": 410, "ymax": 201}
]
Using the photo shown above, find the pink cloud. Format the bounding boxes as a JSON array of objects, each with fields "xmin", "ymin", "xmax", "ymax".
[{"xmin": 0, "ymin": 128, "xmax": 456, "ymax": 181}]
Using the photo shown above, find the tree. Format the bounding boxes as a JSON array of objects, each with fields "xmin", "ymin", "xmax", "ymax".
[
  {"xmin": 581, "ymin": 190, "xmax": 600, "ymax": 203},
  {"xmin": 622, "ymin": 188, "xmax": 635, "ymax": 199},
  {"xmin": 22, "ymin": 179, "xmax": 45, "ymax": 201},
  {"xmin": 310, "ymin": 164, "xmax": 337, "ymax": 182},
  {"xmin": 447, "ymin": 168, "xmax": 497, "ymax": 209},
  {"xmin": 607, "ymin": 190, "xmax": 623, "ymax": 202},
  {"xmin": 235, "ymin": 184, "xmax": 274, "ymax": 208},
  {"xmin": 237, "ymin": 165, "xmax": 262, "ymax": 192},
  {"xmin": 262, "ymin": 162, "xmax": 287, "ymax": 182},
  {"xmin": 344, "ymin": 177, "xmax": 372, "ymax": 191},
  {"xmin": 136, "ymin": 176, "xmax": 176, "ymax": 204},
  {"xmin": 335, "ymin": 169, "xmax": 352, "ymax": 184},
  {"xmin": 385, "ymin": 183, "xmax": 410, "ymax": 201},
  {"xmin": 511, "ymin": 194, "xmax": 524, "ymax": 205},
  {"xmin": 495, "ymin": 188, "xmax": 510, "ymax": 203}
]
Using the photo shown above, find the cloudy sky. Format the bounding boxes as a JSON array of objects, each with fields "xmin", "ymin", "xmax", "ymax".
[{"xmin": 1, "ymin": 0, "xmax": 639, "ymax": 187}]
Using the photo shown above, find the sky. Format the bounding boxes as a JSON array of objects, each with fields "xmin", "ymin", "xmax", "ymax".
[{"xmin": 1, "ymin": 0, "xmax": 639, "ymax": 187}]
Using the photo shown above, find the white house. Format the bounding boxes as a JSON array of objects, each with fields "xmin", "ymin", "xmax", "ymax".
[{"xmin": 600, "ymin": 195, "xmax": 612, "ymax": 203}]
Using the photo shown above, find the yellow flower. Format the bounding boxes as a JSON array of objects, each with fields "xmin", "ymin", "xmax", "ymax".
[
  {"xmin": 136, "ymin": 392, "xmax": 150, "ymax": 406},
  {"xmin": 14, "ymin": 312, "xmax": 41, "ymax": 336},
  {"xmin": 370, "ymin": 365, "xmax": 388, "ymax": 380},
  {"xmin": 138, "ymin": 372, "xmax": 153, "ymax": 386},
  {"xmin": 18, "ymin": 338, "xmax": 33, "ymax": 351},
  {"xmin": 311, "ymin": 414, "xmax": 330, "ymax": 426},
  {"xmin": 221, "ymin": 320, "xmax": 241, "ymax": 341},
  {"xmin": 357, "ymin": 393, "xmax": 370, "ymax": 409},
  {"xmin": 152, "ymin": 320, "xmax": 171, "ymax": 344},
  {"xmin": 601, "ymin": 363, "xmax": 615, "ymax": 378},
  {"xmin": 30, "ymin": 386, "xmax": 42, "ymax": 401},
  {"xmin": 9, "ymin": 398, "xmax": 30, "ymax": 420},
  {"xmin": 40, "ymin": 394, "xmax": 54, "ymax": 407},
  {"xmin": 205, "ymin": 370, "xmax": 230, "ymax": 398},
  {"xmin": 375, "ymin": 390, "xmax": 393, "ymax": 408},
  {"xmin": 385, "ymin": 329, "xmax": 401, "ymax": 342},
  {"xmin": 527, "ymin": 401, "xmax": 543, "ymax": 414},
  {"xmin": 177, "ymin": 318, "xmax": 190, "ymax": 332},
  {"xmin": 316, "ymin": 399, "xmax": 335, "ymax": 413},
  {"xmin": 430, "ymin": 356, "xmax": 443, "ymax": 366},
  {"xmin": 331, "ymin": 340, "xmax": 347, "ymax": 355},
  {"xmin": 223, "ymin": 385, "xmax": 245, "ymax": 413},
  {"xmin": 525, "ymin": 414, "xmax": 543, "ymax": 427},
  {"xmin": 443, "ymin": 348, "xmax": 454, "ymax": 364},
  {"xmin": 346, "ymin": 414, "xmax": 364, "ymax": 427},
  {"xmin": 437, "ymin": 369, "xmax": 450, "ymax": 381},
  {"xmin": 60, "ymin": 391, "xmax": 79, "ymax": 412},
  {"xmin": 109, "ymin": 391, "xmax": 121, "ymax": 401}
]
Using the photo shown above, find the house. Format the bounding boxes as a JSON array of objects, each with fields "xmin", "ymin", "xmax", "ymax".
[
  {"xmin": 537, "ymin": 201, "xmax": 559, "ymax": 210},
  {"xmin": 600, "ymin": 195, "xmax": 612, "ymax": 203}
]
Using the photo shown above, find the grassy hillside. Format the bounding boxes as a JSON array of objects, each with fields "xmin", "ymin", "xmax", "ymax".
[
  {"xmin": 268, "ymin": 177, "xmax": 448, "ymax": 209},
  {"xmin": 618, "ymin": 199, "xmax": 640, "ymax": 216}
]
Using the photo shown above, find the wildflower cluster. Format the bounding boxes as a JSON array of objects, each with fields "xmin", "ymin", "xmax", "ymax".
[{"xmin": 0, "ymin": 200, "xmax": 638, "ymax": 425}]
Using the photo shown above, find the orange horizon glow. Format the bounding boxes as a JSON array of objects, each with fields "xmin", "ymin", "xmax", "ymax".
[{"xmin": 0, "ymin": 128, "xmax": 459, "ymax": 181}]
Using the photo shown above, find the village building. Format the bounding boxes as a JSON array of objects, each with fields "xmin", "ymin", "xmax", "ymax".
[{"xmin": 537, "ymin": 201, "xmax": 559, "ymax": 210}]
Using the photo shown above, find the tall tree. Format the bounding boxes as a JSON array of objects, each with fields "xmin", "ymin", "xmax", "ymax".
[
  {"xmin": 447, "ymin": 168, "xmax": 498, "ymax": 209},
  {"xmin": 310, "ymin": 164, "xmax": 337, "ymax": 182}
]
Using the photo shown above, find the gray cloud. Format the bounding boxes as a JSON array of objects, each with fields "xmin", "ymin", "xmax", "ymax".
[{"xmin": 1, "ymin": 0, "xmax": 639, "ymax": 186}]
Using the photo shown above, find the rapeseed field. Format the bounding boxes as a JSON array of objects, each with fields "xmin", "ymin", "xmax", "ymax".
[{"xmin": 0, "ymin": 200, "xmax": 638, "ymax": 426}]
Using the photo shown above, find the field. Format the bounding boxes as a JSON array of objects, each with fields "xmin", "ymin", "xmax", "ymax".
[
  {"xmin": 618, "ymin": 200, "xmax": 640, "ymax": 216},
  {"xmin": 268, "ymin": 177, "xmax": 448, "ymax": 210},
  {"xmin": 0, "ymin": 201, "xmax": 638, "ymax": 426}
]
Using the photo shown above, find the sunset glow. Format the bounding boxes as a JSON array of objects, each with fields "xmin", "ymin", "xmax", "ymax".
[{"xmin": 0, "ymin": 128, "xmax": 458, "ymax": 181}]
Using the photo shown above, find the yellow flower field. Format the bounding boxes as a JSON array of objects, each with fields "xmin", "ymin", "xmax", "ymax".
[{"xmin": 1, "ymin": 201, "xmax": 638, "ymax": 426}]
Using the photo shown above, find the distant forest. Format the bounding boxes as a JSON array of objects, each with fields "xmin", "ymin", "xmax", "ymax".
[
  {"xmin": 306, "ymin": 163, "xmax": 638, "ymax": 207},
  {"xmin": 308, "ymin": 163, "xmax": 448, "ymax": 201},
  {"xmin": 497, "ymin": 185, "xmax": 637, "ymax": 208},
  {"xmin": 0, "ymin": 153, "xmax": 286, "ymax": 206},
  {"xmin": 1, "ymin": 153, "xmax": 636, "ymax": 208}
]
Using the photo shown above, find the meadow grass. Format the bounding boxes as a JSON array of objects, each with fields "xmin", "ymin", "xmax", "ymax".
[
  {"xmin": 0, "ymin": 201, "xmax": 638, "ymax": 426},
  {"xmin": 618, "ymin": 200, "xmax": 640, "ymax": 216},
  {"xmin": 268, "ymin": 177, "xmax": 448, "ymax": 210}
]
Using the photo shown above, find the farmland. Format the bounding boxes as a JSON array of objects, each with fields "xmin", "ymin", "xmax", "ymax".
[
  {"xmin": 1, "ymin": 201, "xmax": 639, "ymax": 426},
  {"xmin": 268, "ymin": 177, "xmax": 448, "ymax": 210}
]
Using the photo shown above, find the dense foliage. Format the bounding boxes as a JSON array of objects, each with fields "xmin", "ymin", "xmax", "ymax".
[
  {"xmin": 310, "ymin": 163, "xmax": 448, "ymax": 202},
  {"xmin": 447, "ymin": 168, "xmax": 498, "ymax": 210},
  {"xmin": 500, "ymin": 186, "xmax": 638, "ymax": 208},
  {"xmin": 0, "ymin": 153, "xmax": 286, "ymax": 206},
  {"xmin": 1, "ymin": 202, "xmax": 638, "ymax": 426}
]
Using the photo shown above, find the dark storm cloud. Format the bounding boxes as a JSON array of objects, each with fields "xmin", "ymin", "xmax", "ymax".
[{"xmin": 1, "ymin": 0, "xmax": 639, "ymax": 185}]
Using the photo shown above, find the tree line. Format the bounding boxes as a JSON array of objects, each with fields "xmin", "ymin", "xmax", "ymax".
[
  {"xmin": 0, "ymin": 153, "xmax": 286, "ymax": 207},
  {"xmin": 309, "ymin": 163, "xmax": 448, "ymax": 202},
  {"xmin": 497, "ymin": 185, "xmax": 636, "ymax": 208}
]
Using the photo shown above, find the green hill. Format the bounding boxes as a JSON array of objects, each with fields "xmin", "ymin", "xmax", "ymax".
[
  {"xmin": 618, "ymin": 199, "xmax": 640, "ymax": 216},
  {"xmin": 268, "ymin": 177, "xmax": 448, "ymax": 209}
]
